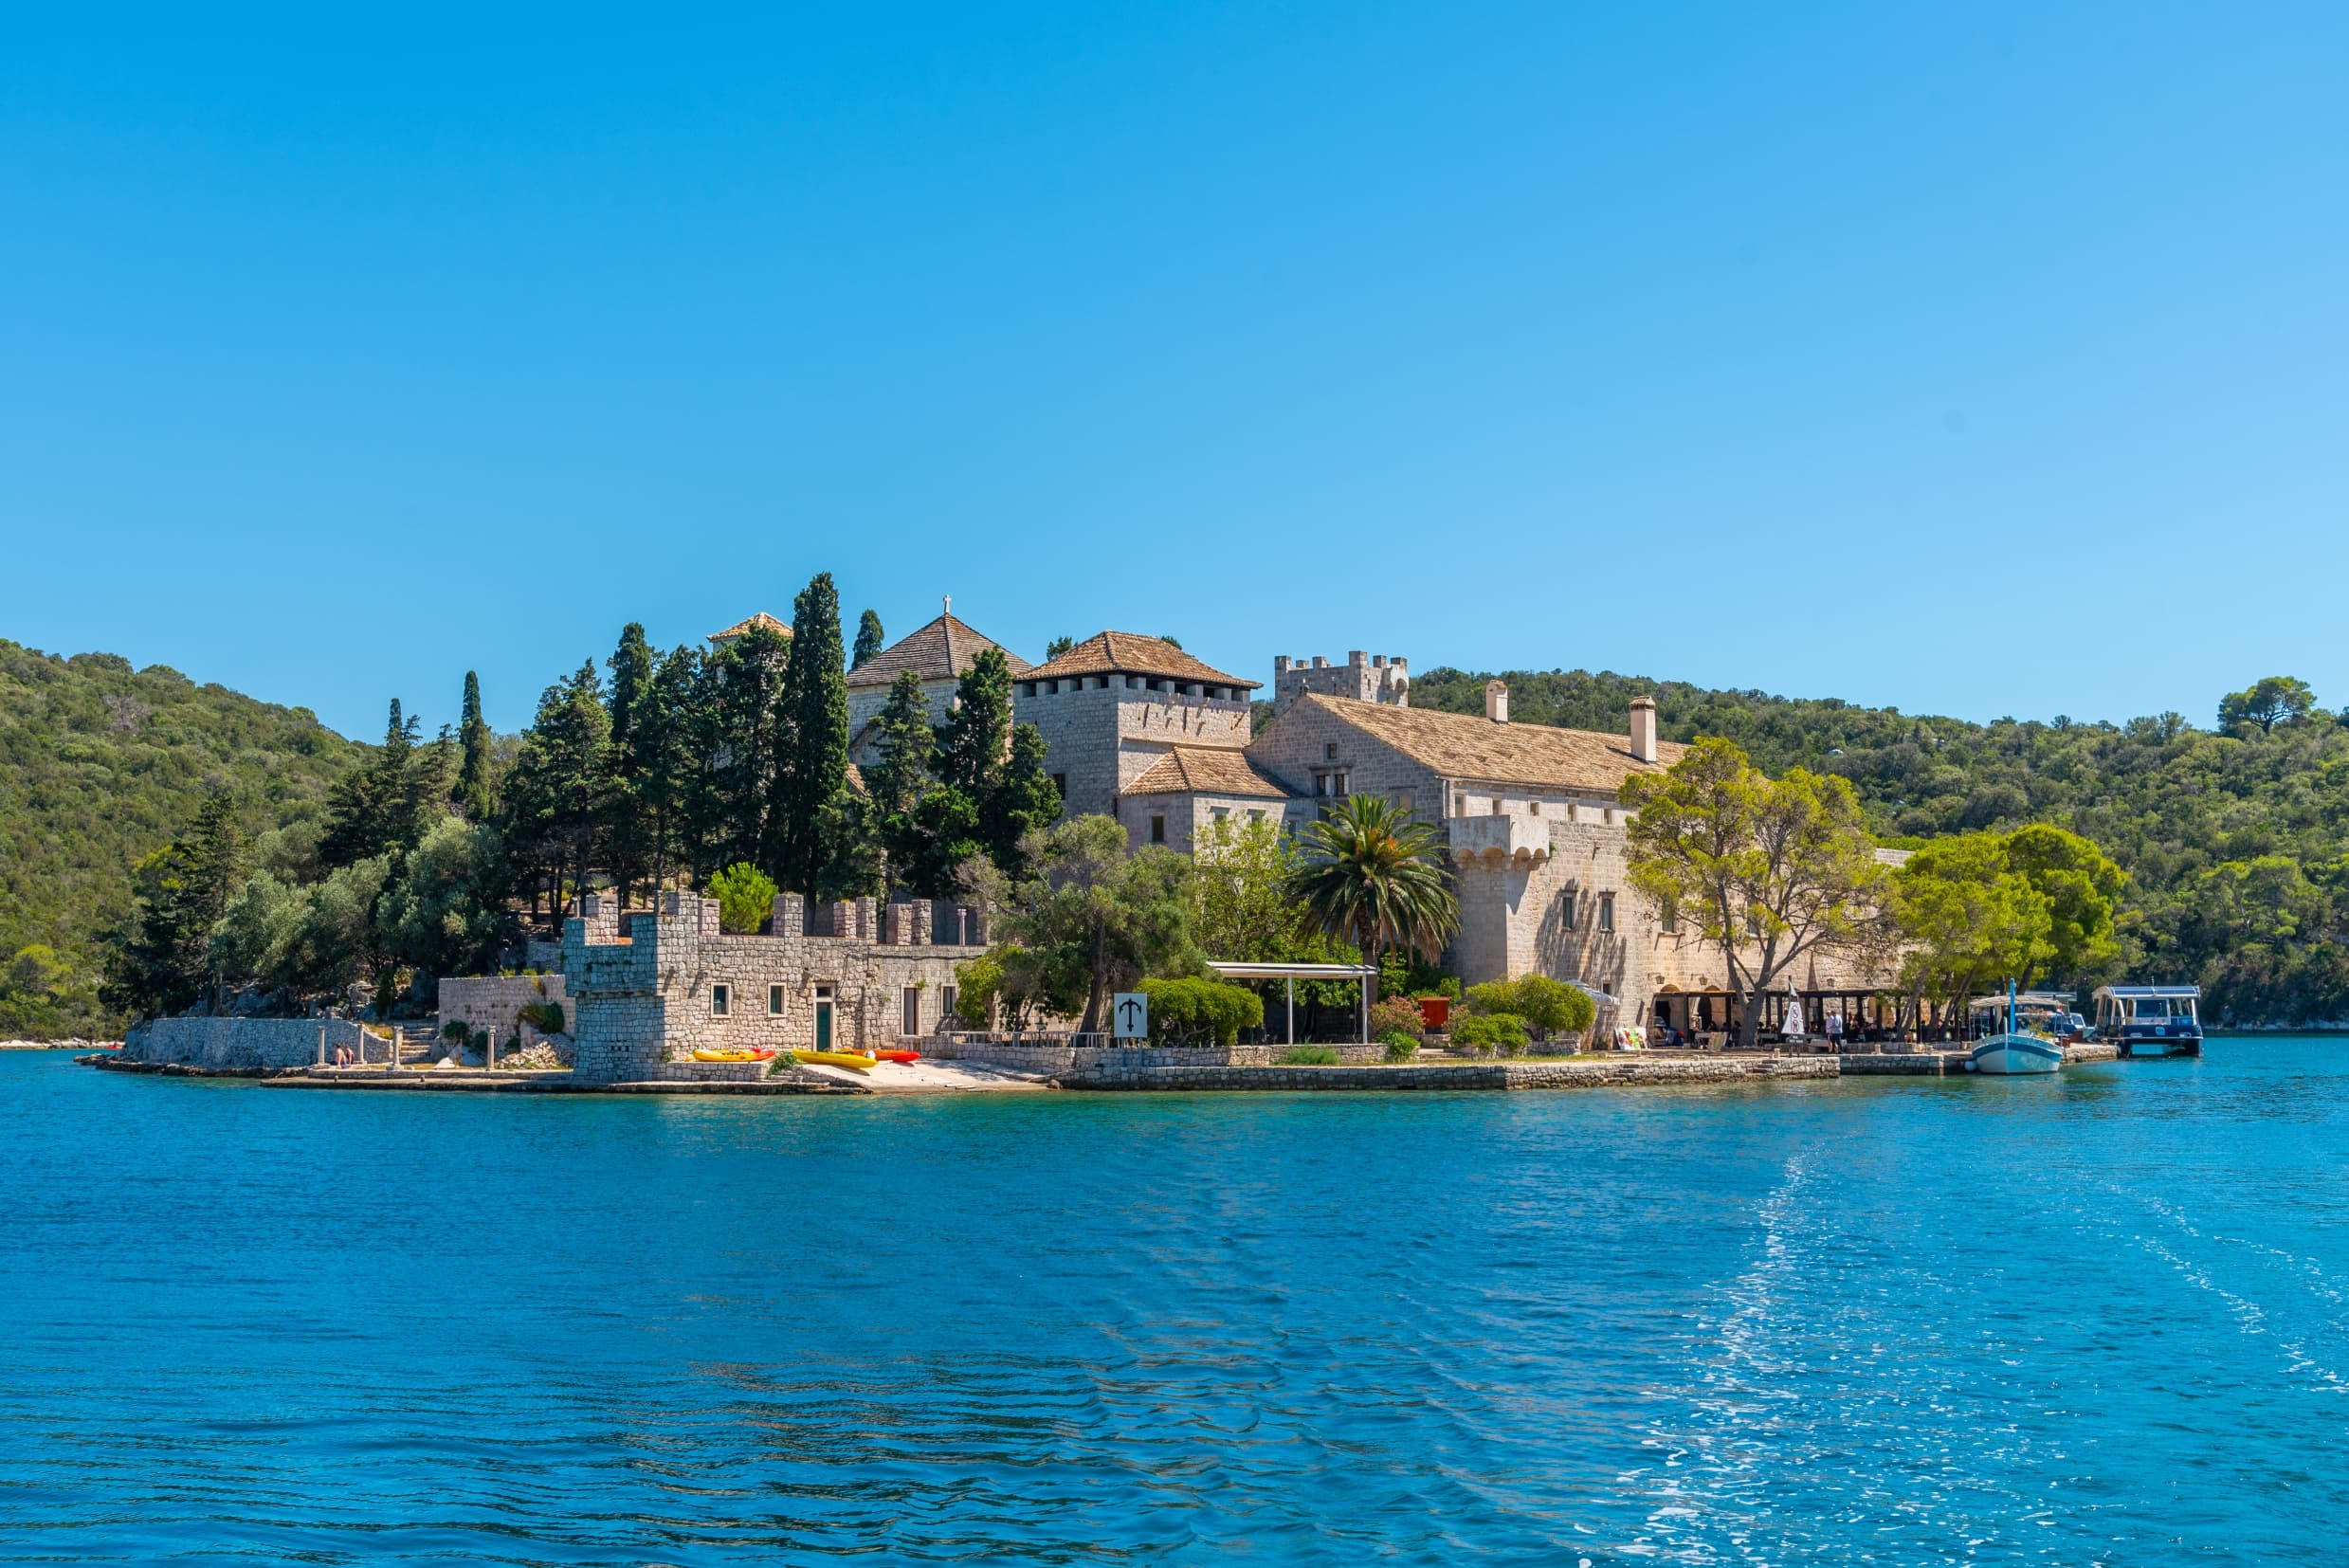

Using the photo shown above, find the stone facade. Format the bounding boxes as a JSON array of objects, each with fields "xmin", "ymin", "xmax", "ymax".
[
  {"xmin": 1014, "ymin": 680, "xmax": 1255, "ymax": 821},
  {"xmin": 438, "ymin": 975, "xmax": 570, "ymax": 1045},
  {"xmin": 560, "ymin": 888, "xmax": 985, "ymax": 1084}
]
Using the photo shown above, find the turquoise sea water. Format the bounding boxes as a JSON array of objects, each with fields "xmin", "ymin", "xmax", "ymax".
[{"xmin": 4, "ymin": 1046, "xmax": 2348, "ymax": 1564}]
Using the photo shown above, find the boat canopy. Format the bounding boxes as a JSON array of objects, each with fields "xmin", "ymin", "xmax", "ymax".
[
  {"xmin": 2093, "ymin": 985, "xmax": 2202, "ymax": 1000},
  {"xmin": 1969, "ymin": 992, "xmax": 2076, "ymax": 1011}
]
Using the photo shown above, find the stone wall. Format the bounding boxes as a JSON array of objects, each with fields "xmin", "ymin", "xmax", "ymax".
[
  {"xmin": 122, "ymin": 1017, "xmax": 386, "ymax": 1069},
  {"xmin": 438, "ymin": 975, "xmax": 570, "ymax": 1044}
]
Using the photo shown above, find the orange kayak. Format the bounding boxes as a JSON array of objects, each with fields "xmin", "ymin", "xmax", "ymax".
[{"xmin": 873, "ymin": 1048, "xmax": 921, "ymax": 1065}]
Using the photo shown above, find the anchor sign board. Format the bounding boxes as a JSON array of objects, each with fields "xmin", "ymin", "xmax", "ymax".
[{"xmin": 1112, "ymin": 992, "xmax": 1148, "ymax": 1040}]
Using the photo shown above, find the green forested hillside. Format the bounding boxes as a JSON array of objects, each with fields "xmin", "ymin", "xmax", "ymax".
[
  {"xmin": 0, "ymin": 640, "xmax": 358, "ymax": 1035},
  {"xmin": 1412, "ymin": 666, "xmax": 2349, "ymax": 1025},
  {"xmin": 11, "ymin": 633, "xmax": 2347, "ymax": 1032}
]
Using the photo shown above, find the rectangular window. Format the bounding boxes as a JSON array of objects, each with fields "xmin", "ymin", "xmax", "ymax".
[
  {"xmin": 941, "ymin": 985, "xmax": 957, "ymax": 1024},
  {"xmin": 710, "ymin": 984, "xmax": 730, "ymax": 1017},
  {"xmin": 1211, "ymin": 806, "xmax": 1229, "ymax": 822},
  {"xmin": 901, "ymin": 986, "xmax": 920, "ymax": 1037},
  {"xmin": 1020, "ymin": 683, "xmax": 1035, "ymax": 698},
  {"xmin": 1051, "ymin": 773, "xmax": 1067, "ymax": 800},
  {"xmin": 1529, "ymin": 800, "xmax": 1541, "ymax": 816},
  {"xmin": 1396, "ymin": 792, "xmax": 1412, "ymax": 814},
  {"xmin": 769, "ymin": 983, "xmax": 785, "ymax": 1015},
  {"xmin": 1248, "ymin": 809, "xmax": 1266, "ymax": 822},
  {"xmin": 1598, "ymin": 893, "xmax": 1615, "ymax": 933},
  {"xmin": 1660, "ymin": 899, "xmax": 1678, "ymax": 935},
  {"xmin": 1150, "ymin": 814, "xmax": 1167, "ymax": 843},
  {"xmin": 1325, "ymin": 741, "xmax": 1339, "ymax": 759},
  {"xmin": 1562, "ymin": 891, "xmax": 1578, "ymax": 931}
]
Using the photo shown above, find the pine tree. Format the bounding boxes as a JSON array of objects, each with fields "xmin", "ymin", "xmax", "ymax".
[
  {"xmin": 501, "ymin": 663, "xmax": 612, "ymax": 919},
  {"xmin": 100, "ymin": 793, "xmax": 243, "ymax": 1018},
  {"xmin": 456, "ymin": 670, "xmax": 496, "ymax": 818},
  {"xmin": 654, "ymin": 645, "xmax": 717, "ymax": 887},
  {"xmin": 852, "ymin": 609, "xmax": 886, "ymax": 670},
  {"xmin": 319, "ymin": 700, "xmax": 422, "ymax": 868},
  {"xmin": 605, "ymin": 623, "xmax": 657, "ymax": 905},
  {"xmin": 770, "ymin": 572, "xmax": 860, "ymax": 898}
]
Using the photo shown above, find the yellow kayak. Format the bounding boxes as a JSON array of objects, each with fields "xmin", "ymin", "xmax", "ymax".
[
  {"xmin": 692, "ymin": 1048, "xmax": 775, "ymax": 1063},
  {"xmin": 792, "ymin": 1049, "xmax": 875, "ymax": 1072}
]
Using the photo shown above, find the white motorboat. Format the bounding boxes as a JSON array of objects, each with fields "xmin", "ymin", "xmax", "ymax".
[
  {"xmin": 1967, "ymin": 980, "xmax": 2067, "ymax": 1076},
  {"xmin": 1968, "ymin": 1032, "xmax": 2066, "ymax": 1075}
]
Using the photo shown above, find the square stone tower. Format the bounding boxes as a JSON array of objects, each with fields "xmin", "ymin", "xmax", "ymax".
[{"xmin": 1272, "ymin": 650, "xmax": 1410, "ymax": 713}]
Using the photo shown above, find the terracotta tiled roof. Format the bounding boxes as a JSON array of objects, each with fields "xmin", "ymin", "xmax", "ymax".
[
  {"xmin": 847, "ymin": 611, "xmax": 1032, "ymax": 688},
  {"xmin": 707, "ymin": 611, "xmax": 792, "ymax": 645},
  {"xmin": 1024, "ymin": 631, "xmax": 1257, "ymax": 689},
  {"xmin": 1122, "ymin": 746, "xmax": 1294, "ymax": 800},
  {"xmin": 1288, "ymin": 692, "xmax": 1686, "ymax": 793}
]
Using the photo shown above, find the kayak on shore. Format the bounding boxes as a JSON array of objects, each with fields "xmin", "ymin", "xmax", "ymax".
[
  {"xmin": 692, "ymin": 1048, "xmax": 775, "ymax": 1063},
  {"xmin": 792, "ymin": 1049, "xmax": 876, "ymax": 1072}
]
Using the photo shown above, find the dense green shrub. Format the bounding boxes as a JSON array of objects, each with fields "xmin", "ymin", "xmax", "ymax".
[
  {"xmin": 1463, "ymin": 975, "xmax": 1594, "ymax": 1039},
  {"xmin": 951, "ymin": 955, "xmax": 1001, "ymax": 1026},
  {"xmin": 1378, "ymin": 1029, "xmax": 1420, "ymax": 1062},
  {"xmin": 1277, "ymin": 1045, "xmax": 1339, "ymax": 1066},
  {"xmin": 1451, "ymin": 1011, "xmax": 1530, "ymax": 1056},
  {"xmin": 1140, "ymin": 976, "xmax": 1264, "ymax": 1047}
]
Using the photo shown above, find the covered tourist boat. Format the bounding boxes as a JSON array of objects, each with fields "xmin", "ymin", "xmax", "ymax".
[
  {"xmin": 2092, "ymin": 985, "xmax": 2204, "ymax": 1058},
  {"xmin": 1967, "ymin": 983, "xmax": 2066, "ymax": 1076}
]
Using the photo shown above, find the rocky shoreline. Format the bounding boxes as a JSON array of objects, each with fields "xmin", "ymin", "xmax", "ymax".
[{"xmin": 2, "ymin": 1038, "xmax": 120, "ymax": 1051}]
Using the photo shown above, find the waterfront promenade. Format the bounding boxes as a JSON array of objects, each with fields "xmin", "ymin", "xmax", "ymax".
[{"xmin": 84, "ymin": 1040, "xmax": 2119, "ymax": 1094}]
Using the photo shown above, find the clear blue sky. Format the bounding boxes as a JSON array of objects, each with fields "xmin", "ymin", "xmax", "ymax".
[{"xmin": 4, "ymin": 5, "xmax": 2343, "ymax": 738}]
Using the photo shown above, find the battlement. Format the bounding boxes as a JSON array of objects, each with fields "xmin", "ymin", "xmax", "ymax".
[{"xmin": 1272, "ymin": 650, "xmax": 1410, "ymax": 712}]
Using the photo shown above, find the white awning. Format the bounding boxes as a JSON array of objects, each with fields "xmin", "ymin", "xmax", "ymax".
[{"xmin": 1207, "ymin": 961, "xmax": 1378, "ymax": 980}]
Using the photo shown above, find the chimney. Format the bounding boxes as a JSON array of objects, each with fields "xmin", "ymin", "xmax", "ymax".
[
  {"xmin": 1630, "ymin": 695, "xmax": 1658, "ymax": 763},
  {"xmin": 1484, "ymin": 680, "xmax": 1509, "ymax": 724}
]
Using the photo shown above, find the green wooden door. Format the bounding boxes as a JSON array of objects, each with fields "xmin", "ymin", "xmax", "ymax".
[{"xmin": 815, "ymin": 1001, "xmax": 832, "ymax": 1052}]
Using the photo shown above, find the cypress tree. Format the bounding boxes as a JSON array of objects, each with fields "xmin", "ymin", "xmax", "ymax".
[
  {"xmin": 710, "ymin": 625, "xmax": 790, "ymax": 872},
  {"xmin": 770, "ymin": 572, "xmax": 856, "ymax": 897},
  {"xmin": 866, "ymin": 669, "xmax": 935, "ymax": 895},
  {"xmin": 852, "ymin": 609, "xmax": 886, "ymax": 670},
  {"xmin": 935, "ymin": 647, "xmax": 1013, "ymax": 803},
  {"xmin": 456, "ymin": 671, "xmax": 496, "ymax": 818}
]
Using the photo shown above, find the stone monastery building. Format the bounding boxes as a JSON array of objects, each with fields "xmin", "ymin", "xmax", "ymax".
[{"xmin": 690, "ymin": 604, "xmax": 1852, "ymax": 1036}]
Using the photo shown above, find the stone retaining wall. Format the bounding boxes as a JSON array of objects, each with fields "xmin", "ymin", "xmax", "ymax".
[
  {"xmin": 122, "ymin": 1017, "xmax": 386, "ymax": 1069},
  {"xmin": 1083, "ymin": 1053, "xmax": 1848, "ymax": 1091},
  {"xmin": 439, "ymin": 975, "xmax": 570, "ymax": 1045}
]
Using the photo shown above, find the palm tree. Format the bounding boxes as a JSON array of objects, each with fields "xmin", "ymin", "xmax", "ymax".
[{"xmin": 1294, "ymin": 794, "xmax": 1458, "ymax": 962}]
